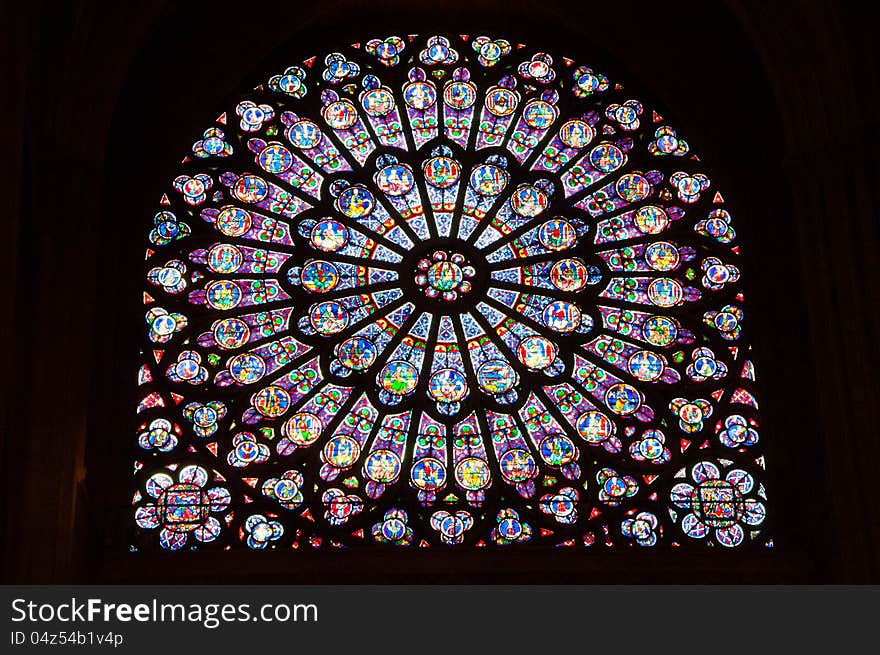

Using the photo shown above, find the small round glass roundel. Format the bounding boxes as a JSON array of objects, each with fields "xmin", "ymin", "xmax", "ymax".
[
  {"xmin": 208, "ymin": 244, "xmax": 242, "ymax": 273},
  {"xmin": 542, "ymin": 300, "xmax": 581, "ymax": 333},
  {"xmin": 362, "ymin": 88, "xmax": 395, "ymax": 116},
  {"xmin": 288, "ymin": 120, "xmax": 321, "ymax": 148},
  {"xmin": 455, "ymin": 458, "xmax": 491, "ymax": 490},
  {"xmin": 404, "ymin": 82, "xmax": 436, "ymax": 110},
  {"xmin": 301, "ymin": 261, "xmax": 339, "ymax": 293},
  {"xmin": 635, "ymin": 206, "xmax": 669, "ymax": 234},
  {"xmin": 550, "ymin": 259, "xmax": 589, "ymax": 292},
  {"xmin": 428, "ymin": 261, "xmax": 463, "ymax": 291},
  {"xmin": 365, "ymin": 450, "xmax": 402, "ymax": 483},
  {"xmin": 323, "ymin": 100, "xmax": 358, "ymax": 129},
  {"xmin": 477, "ymin": 360, "xmax": 517, "ymax": 395},
  {"xmin": 647, "ymin": 278, "xmax": 683, "ymax": 307},
  {"xmin": 539, "ymin": 434, "xmax": 577, "ymax": 466},
  {"xmin": 590, "ymin": 144, "xmax": 624, "ymax": 172},
  {"xmin": 428, "ymin": 368, "xmax": 468, "ymax": 403},
  {"xmin": 576, "ymin": 411, "xmax": 615, "ymax": 444},
  {"xmin": 216, "ymin": 207, "xmax": 252, "ymax": 237},
  {"xmin": 444, "ymin": 81, "xmax": 477, "ymax": 109},
  {"xmin": 559, "ymin": 120, "xmax": 593, "ymax": 148},
  {"xmin": 323, "ymin": 435, "xmax": 360, "ymax": 468},
  {"xmin": 423, "ymin": 157, "xmax": 460, "ymax": 188},
  {"xmin": 336, "ymin": 186, "xmax": 374, "ymax": 218},
  {"xmin": 605, "ymin": 383, "xmax": 641, "ymax": 415},
  {"xmin": 499, "ymin": 449, "xmax": 537, "ymax": 483},
  {"xmin": 523, "ymin": 101, "xmax": 555, "ymax": 128},
  {"xmin": 470, "ymin": 164, "xmax": 507, "ymax": 195},
  {"xmin": 253, "ymin": 385, "xmax": 291, "ymax": 418},
  {"xmin": 628, "ymin": 350, "xmax": 664, "ymax": 382},
  {"xmin": 375, "ymin": 164, "xmax": 414, "ymax": 196},
  {"xmin": 415, "ymin": 251, "xmax": 474, "ymax": 301},
  {"xmin": 538, "ymin": 219, "xmax": 577, "ymax": 251},
  {"xmin": 310, "ymin": 219, "xmax": 349, "ymax": 252},
  {"xmin": 485, "ymin": 88, "xmax": 518, "ymax": 116},
  {"xmin": 258, "ymin": 144, "xmax": 293, "ymax": 174},
  {"xmin": 379, "ymin": 360, "xmax": 419, "ymax": 396},
  {"xmin": 643, "ymin": 316, "xmax": 678, "ymax": 347},
  {"xmin": 213, "ymin": 318, "xmax": 249, "ymax": 349},
  {"xmin": 282, "ymin": 412, "xmax": 323, "ymax": 446},
  {"xmin": 511, "ymin": 186, "xmax": 548, "ymax": 217},
  {"xmin": 645, "ymin": 241, "xmax": 680, "ymax": 271},
  {"xmin": 337, "ymin": 337, "xmax": 377, "ymax": 371},
  {"xmin": 309, "ymin": 301, "xmax": 349, "ymax": 335},
  {"xmin": 517, "ymin": 336, "xmax": 557, "ymax": 370},
  {"xmin": 411, "ymin": 458, "xmax": 446, "ymax": 491},
  {"xmin": 205, "ymin": 280, "xmax": 242, "ymax": 310},
  {"xmin": 229, "ymin": 353, "xmax": 266, "ymax": 384}
]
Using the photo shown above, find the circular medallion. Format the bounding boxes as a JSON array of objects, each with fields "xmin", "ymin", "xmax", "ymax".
[
  {"xmin": 634, "ymin": 206, "xmax": 669, "ymax": 234},
  {"xmin": 216, "ymin": 207, "xmax": 252, "ymax": 237},
  {"xmin": 643, "ymin": 316, "xmax": 678, "ymax": 347},
  {"xmin": 365, "ymin": 449, "xmax": 402, "ymax": 483},
  {"xmin": 258, "ymin": 144, "xmax": 293, "ymax": 174},
  {"xmin": 604, "ymin": 383, "xmax": 641, "ymax": 415},
  {"xmin": 550, "ymin": 259, "xmax": 589, "ymax": 292},
  {"xmin": 428, "ymin": 368, "xmax": 468, "ymax": 403},
  {"xmin": 576, "ymin": 410, "xmax": 615, "ymax": 444},
  {"xmin": 205, "ymin": 280, "xmax": 242, "ymax": 310},
  {"xmin": 336, "ymin": 186, "xmax": 375, "ymax": 218},
  {"xmin": 470, "ymin": 164, "xmax": 508, "ymax": 195},
  {"xmin": 379, "ymin": 360, "xmax": 419, "ymax": 396},
  {"xmin": 499, "ymin": 449, "xmax": 537, "ymax": 483},
  {"xmin": 253, "ymin": 385, "xmax": 291, "ymax": 418},
  {"xmin": 443, "ymin": 81, "xmax": 477, "ymax": 109},
  {"xmin": 542, "ymin": 300, "xmax": 581, "ymax": 333},
  {"xmin": 423, "ymin": 157, "xmax": 461, "ymax": 188},
  {"xmin": 517, "ymin": 336, "xmax": 557, "ymax": 370},
  {"xmin": 309, "ymin": 301, "xmax": 349, "ymax": 335},
  {"xmin": 410, "ymin": 458, "xmax": 446, "ymax": 490},
  {"xmin": 301, "ymin": 261, "xmax": 340, "ymax": 293},
  {"xmin": 213, "ymin": 318, "xmax": 250, "ymax": 349},
  {"xmin": 337, "ymin": 337, "xmax": 377, "ymax": 371},
  {"xmin": 559, "ymin": 119, "xmax": 594, "ymax": 148},
  {"xmin": 477, "ymin": 360, "xmax": 518, "ymax": 394},
  {"xmin": 323, "ymin": 100, "xmax": 358, "ymax": 129},
  {"xmin": 455, "ymin": 458, "xmax": 491, "ymax": 490},
  {"xmin": 362, "ymin": 88, "xmax": 395, "ymax": 116},
  {"xmin": 539, "ymin": 434, "xmax": 577, "ymax": 466},
  {"xmin": 288, "ymin": 120, "xmax": 321, "ymax": 149},
  {"xmin": 207, "ymin": 244, "xmax": 243, "ymax": 273},
  {"xmin": 511, "ymin": 186, "xmax": 548, "ymax": 217},
  {"xmin": 403, "ymin": 82, "xmax": 436, "ymax": 109},
  {"xmin": 485, "ymin": 88, "xmax": 518, "ymax": 116},
  {"xmin": 310, "ymin": 219, "xmax": 349, "ymax": 252},
  {"xmin": 323, "ymin": 435, "xmax": 360, "ymax": 468},
  {"xmin": 229, "ymin": 353, "xmax": 266, "ymax": 384},
  {"xmin": 282, "ymin": 412, "xmax": 324, "ymax": 446},
  {"xmin": 645, "ymin": 242, "xmax": 680, "ymax": 271},
  {"xmin": 628, "ymin": 350, "xmax": 664, "ymax": 382},
  {"xmin": 647, "ymin": 277, "xmax": 683, "ymax": 307},
  {"xmin": 375, "ymin": 164, "xmax": 415, "ymax": 196},
  {"xmin": 538, "ymin": 219, "xmax": 577, "ymax": 251}
]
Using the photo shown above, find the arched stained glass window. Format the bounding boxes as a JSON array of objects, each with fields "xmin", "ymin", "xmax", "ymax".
[{"xmin": 134, "ymin": 33, "xmax": 769, "ymax": 551}]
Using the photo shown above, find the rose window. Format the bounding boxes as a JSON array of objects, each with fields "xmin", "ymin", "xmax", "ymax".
[{"xmin": 135, "ymin": 33, "xmax": 769, "ymax": 551}]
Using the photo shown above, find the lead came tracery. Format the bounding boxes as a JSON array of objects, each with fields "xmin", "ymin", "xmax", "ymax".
[{"xmin": 134, "ymin": 33, "xmax": 769, "ymax": 551}]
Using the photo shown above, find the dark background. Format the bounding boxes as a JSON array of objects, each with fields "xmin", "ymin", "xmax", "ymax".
[{"xmin": 2, "ymin": 0, "xmax": 878, "ymax": 583}]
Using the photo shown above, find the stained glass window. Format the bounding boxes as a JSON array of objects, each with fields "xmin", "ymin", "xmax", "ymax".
[{"xmin": 134, "ymin": 33, "xmax": 769, "ymax": 551}]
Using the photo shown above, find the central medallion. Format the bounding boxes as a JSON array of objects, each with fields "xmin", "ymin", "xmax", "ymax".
[{"xmin": 414, "ymin": 250, "xmax": 476, "ymax": 301}]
